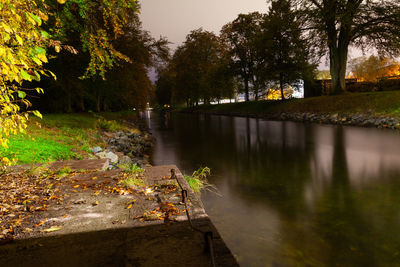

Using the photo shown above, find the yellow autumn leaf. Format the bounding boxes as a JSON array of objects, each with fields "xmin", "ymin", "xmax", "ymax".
[{"xmin": 57, "ymin": 0, "xmax": 67, "ymax": 4}]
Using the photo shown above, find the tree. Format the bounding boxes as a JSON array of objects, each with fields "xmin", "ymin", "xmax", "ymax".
[
  {"xmin": 299, "ymin": 0, "xmax": 400, "ymax": 94},
  {"xmin": 348, "ymin": 55, "xmax": 400, "ymax": 82},
  {"xmin": 221, "ymin": 12, "xmax": 263, "ymax": 101},
  {"xmin": 260, "ymin": 0, "xmax": 311, "ymax": 100},
  {"xmin": 171, "ymin": 29, "xmax": 222, "ymax": 106},
  {"xmin": 48, "ymin": 0, "xmax": 138, "ymax": 79},
  {"xmin": 156, "ymin": 67, "xmax": 174, "ymax": 107},
  {"xmin": 0, "ymin": 0, "xmax": 51, "ymax": 166},
  {"xmin": 0, "ymin": 0, "xmax": 139, "ymax": 166}
]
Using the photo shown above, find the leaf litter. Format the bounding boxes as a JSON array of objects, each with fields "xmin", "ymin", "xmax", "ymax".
[{"xmin": 1, "ymin": 166, "xmax": 191, "ymax": 243}]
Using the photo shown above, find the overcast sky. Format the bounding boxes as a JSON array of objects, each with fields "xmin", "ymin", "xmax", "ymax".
[
  {"xmin": 139, "ymin": 1, "xmax": 376, "ymax": 73},
  {"xmin": 140, "ymin": 0, "xmax": 269, "ymax": 50}
]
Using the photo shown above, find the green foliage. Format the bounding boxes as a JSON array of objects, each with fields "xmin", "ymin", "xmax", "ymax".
[
  {"xmin": 123, "ymin": 176, "xmax": 145, "ymax": 189},
  {"xmin": 120, "ymin": 163, "xmax": 144, "ymax": 175},
  {"xmin": 184, "ymin": 167, "xmax": 211, "ymax": 194},
  {"xmin": 0, "ymin": 0, "xmax": 50, "ymax": 166},
  {"xmin": 221, "ymin": 12, "xmax": 263, "ymax": 101},
  {"xmin": 50, "ymin": 0, "xmax": 138, "ymax": 79},
  {"xmin": 161, "ymin": 28, "xmax": 233, "ymax": 106},
  {"xmin": 56, "ymin": 166, "xmax": 72, "ymax": 178},
  {"xmin": 27, "ymin": 164, "xmax": 51, "ymax": 177},
  {"xmin": 0, "ymin": 113, "xmax": 118, "ymax": 165},
  {"xmin": 0, "ymin": 133, "xmax": 79, "ymax": 164},
  {"xmin": 260, "ymin": 0, "xmax": 313, "ymax": 100},
  {"xmin": 0, "ymin": 0, "xmax": 140, "ymax": 168},
  {"xmin": 95, "ymin": 118, "xmax": 121, "ymax": 132}
]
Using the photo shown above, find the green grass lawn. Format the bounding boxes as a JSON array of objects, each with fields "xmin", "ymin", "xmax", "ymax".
[
  {"xmin": 183, "ymin": 91, "xmax": 400, "ymax": 117},
  {"xmin": 1, "ymin": 112, "xmax": 136, "ymax": 165}
]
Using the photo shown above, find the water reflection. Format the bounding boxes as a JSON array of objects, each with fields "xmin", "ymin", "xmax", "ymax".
[{"xmin": 147, "ymin": 112, "xmax": 400, "ymax": 266}]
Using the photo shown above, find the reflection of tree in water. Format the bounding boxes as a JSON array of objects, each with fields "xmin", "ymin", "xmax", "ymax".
[
  {"xmin": 234, "ymin": 120, "xmax": 313, "ymax": 218},
  {"xmin": 311, "ymin": 127, "xmax": 400, "ymax": 266},
  {"xmin": 151, "ymin": 113, "xmax": 400, "ymax": 265}
]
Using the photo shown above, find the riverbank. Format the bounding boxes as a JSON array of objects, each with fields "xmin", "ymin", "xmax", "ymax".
[
  {"xmin": 181, "ymin": 91, "xmax": 400, "ymax": 130},
  {"xmin": 0, "ymin": 112, "xmax": 153, "ymax": 167}
]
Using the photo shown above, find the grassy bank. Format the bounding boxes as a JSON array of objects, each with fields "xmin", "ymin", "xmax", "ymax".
[
  {"xmin": 0, "ymin": 112, "xmax": 137, "ymax": 165},
  {"xmin": 182, "ymin": 91, "xmax": 400, "ymax": 117}
]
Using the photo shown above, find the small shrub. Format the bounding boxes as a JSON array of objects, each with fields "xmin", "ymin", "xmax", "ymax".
[
  {"xmin": 56, "ymin": 166, "xmax": 72, "ymax": 178},
  {"xmin": 120, "ymin": 163, "xmax": 144, "ymax": 175},
  {"xmin": 27, "ymin": 164, "xmax": 51, "ymax": 177},
  {"xmin": 123, "ymin": 177, "xmax": 145, "ymax": 189},
  {"xmin": 95, "ymin": 118, "xmax": 121, "ymax": 132},
  {"xmin": 184, "ymin": 167, "xmax": 212, "ymax": 194}
]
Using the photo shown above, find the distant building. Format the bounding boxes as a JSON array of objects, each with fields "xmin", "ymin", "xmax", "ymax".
[{"xmin": 304, "ymin": 78, "xmax": 358, "ymax": 97}]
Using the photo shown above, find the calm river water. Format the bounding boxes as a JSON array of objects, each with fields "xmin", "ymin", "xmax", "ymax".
[{"xmin": 145, "ymin": 111, "xmax": 400, "ymax": 266}]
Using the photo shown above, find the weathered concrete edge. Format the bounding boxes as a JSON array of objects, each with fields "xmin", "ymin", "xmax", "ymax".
[
  {"xmin": 182, "ymin": 109, "xmax": 400, "ymax": 130},
  {"xmin": 147, "ymin": 165, "xmax": 239, "ymax": 266}
]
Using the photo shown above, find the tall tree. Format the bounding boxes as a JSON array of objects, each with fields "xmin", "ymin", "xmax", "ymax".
[
  {"xmin": 349, "ymin": 55, "xmax": 400, "ymax": 82},
  {"xmin": 171, "ymin": 29, "xmax": 221, "ymax": 106},
  {"xmin": 260, "ymin": 0, "xmax": 311, "ymax": 100},
  {"xmin": 221, "ymin": 12, "xmax": 263, "ymax": 101},
  {"xmin": 299, "ymin": 0, "xmax": 400, "ymax": 94},
  {"xmin": 34, "ymin": 4, "xmax": 167, "ymax": 113}
]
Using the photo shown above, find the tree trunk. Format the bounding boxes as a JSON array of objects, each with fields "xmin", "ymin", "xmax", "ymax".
[
  {"xmin": 78, "ymin": 90, "xmax": 85, "ymax": 112},
  {"xmin": 254, "ymin": 87, "xmax": 259, "ymax": 101},
  {"xmin": 279, "ymin": 73, "xmax": 285, "ymax": 101},
  {"xmin": 244, "ymin": 77, "xmax": 249, "ymax": 101},
  {"xmin": 96, "ymin": 94, "xmax": 101, "ymax": 112},
  {"xmin": 329, "ymin": 45, "xmax": 348, "ymax": 94},
  {"xmin": 65, "ymin": 80, "xmax": 73, "ymax": 113}
]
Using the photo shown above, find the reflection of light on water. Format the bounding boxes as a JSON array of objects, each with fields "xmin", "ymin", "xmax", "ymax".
[{"xmin": 145, "ymin": 110, "xmax": 151, "ymax": 129}]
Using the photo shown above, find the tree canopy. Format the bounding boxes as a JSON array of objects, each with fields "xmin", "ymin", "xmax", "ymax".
[
  {"xmin": 0, "ymin": 0, "xmax": 161, "ymax": 166},
  {"xmin": 299, "ymin": 0, "xmax": 400, "ymax": 93},
  {"xmin": 157, "ymin": 28, "xmax": 234, "ymax": 107},
  {"xmin": 260, "ymin": 0, "xmax": 312, "ymax": 100},
  {"xmin": 220, "ymin": 12, "xmax": 263, "ymax": 101}
]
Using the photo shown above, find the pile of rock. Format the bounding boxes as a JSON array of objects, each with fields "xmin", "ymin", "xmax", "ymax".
[
  {"xmin": 90, "ymin": 130, "xmax": 154, "ymax": 168},
  {"xmin": 271, "ymin": 112, "xmax": 400, "ymax": 130}
]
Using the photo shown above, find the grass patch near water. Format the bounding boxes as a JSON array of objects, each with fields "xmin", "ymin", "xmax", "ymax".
[{"xmin": 1, "ymin": 112, "xmax": 137, "ymax": 165}]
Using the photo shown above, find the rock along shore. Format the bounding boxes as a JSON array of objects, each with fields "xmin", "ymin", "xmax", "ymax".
[
  {"xmin": 91, "ymin": 124, "xmax": 154, "ymax": 168},
  {"xmin": 185, "ymin": 109, "xmax": 400, "ymax": 130}
]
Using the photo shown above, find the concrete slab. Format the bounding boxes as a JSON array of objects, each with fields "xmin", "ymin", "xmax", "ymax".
[
  {"xmin": 7, "ymin": 159, "xmax": 110, "ymax": 173},
  {"xmin": 49, "ymin": 159, "xmax": 110, "ymax": 171},
  {"xmin": 0, "ymin": 165, "xmax": 238, "ymax": 266}
]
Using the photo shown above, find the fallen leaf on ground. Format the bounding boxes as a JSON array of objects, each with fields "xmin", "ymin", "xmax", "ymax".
[
  {"xmin": 42, "ymin": 226, "xmax": 62, "ymax": 233},
  {"xmin": 92, "ymin": 201, "xmax": 99, "ymax": 206}
]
